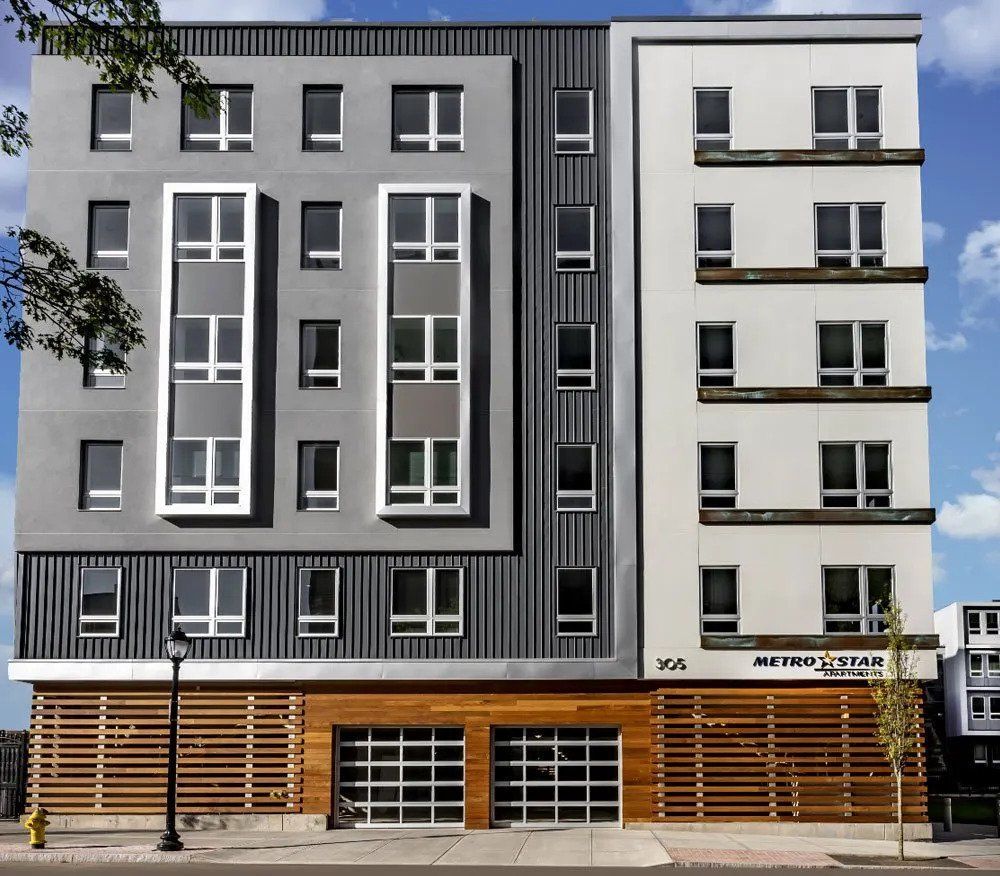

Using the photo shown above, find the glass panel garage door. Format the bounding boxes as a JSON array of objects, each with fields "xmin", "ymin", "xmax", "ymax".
[
  {"xmin": 336, "ymin": 727, "xmax": 464, "ymax": 827},
  {"xmin": 492, "ymin": 726, "xmax": 621, "ymax": 825}
]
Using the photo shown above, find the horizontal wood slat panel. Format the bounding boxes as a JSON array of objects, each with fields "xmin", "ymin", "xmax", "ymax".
[
  {"xmin": 652, "ymin": 686, "xmax": 926, "ymax": 824},
  {"xmin": 27, "ymin": 687, "xmax": 304, "ymax": 814}
]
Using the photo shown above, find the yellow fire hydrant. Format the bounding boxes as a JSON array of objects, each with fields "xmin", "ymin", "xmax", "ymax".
[{"xmin": 25, "ymin": 807, "xmax": 49, "ymax": 849}]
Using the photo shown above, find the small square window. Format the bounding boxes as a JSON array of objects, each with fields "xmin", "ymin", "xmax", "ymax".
[
  {"xmin": 816, "ymin": 203, "xmax": 885, "ymax": 268},
  {"xmin": 182, "ymin": 86, "xmax": 252, "ymax": 151},
  {"xmin": 80, "ymin": 441, "xmax": 122, "ymax": 511},
  {"xmin": 694, "ymin": 88, "xmax": 731, "ymax": 150},
  {"xmin": 971, "ymin": 695, "xmax": 986, "ymax": 721},
  {"xmin": 556, "ymin": 568, "xmax": 597, "ymax": 636},
  {"xmin": 172, "ymin": 315, "xmax": 243, "ymax": 383},
  {"xmin": 389, "ymin": 195, "xmax": 460, "ymax": 262},
  {"xmin": 390, "ymin": 568, "xmax": 463, "ymax": 636},
  {"xmin": 303, "ymin": 87, "xmax": 343, "ymax": 151},
  {"xmin": 556, "ymin": 444, "xmax": 596, "ymax": 512},
  {"xmin": 555, "ymin": 324, "xmax": 595, "ymax": 390},
  {"xmin": 298, "ymin": 568, "xmax": 340, "ymax": 636},
  {"xmin": 697, "ymin": 324, "xmax": 735, "ymax": 388},
  {"xmin": 174, "ymin": 194, "xmax": 245, "ymax": 262},
  {"xmin": 388, "ymin": 438, "xmax": 459, "ymax": 507},
  {"xmin": 83, "ymin": 336, "xmax": 126, "ymax": 389},
  {"xmin": 813, "ymin": 87, "xmax": 882, "ymax": 150},
  {"xmin": 699, "ymin": 443, "xmax": 736, "ymax": 509},
  {"xmin": 79, "ymin": 568, "xmax": 121, "ymax": 637},
  {"xmin": 88, "ymin": 202, "xmax": 129, "ymax": 269},
  {"xmin": 817, "ymin": 322, "xmax": 888, "ymax": 387},
  {"xmin": 392, "ymin": 87, "xmax": 463, "ymax": 152},
  {"xmin": 823, "ymin": 566, "xmax": 892, "ymax": 634},
  {"xmin": 555, "ymin": 206, "xmax": 595, "ymax": 272},
  {"xmin": 300, "ymin": 322, "xmax": 341, "ymax": 388},
  {"xmin": 554, "ymin": 90, "xmax": 594, "ymax": 154},
  {"xmin": 390, "ymin": 316, "xmax": 459, "ymax": 382},
  {"xmin": 91, "ymin": 88, "xmax": 132, "ymax": 151},
  {"xmin": 298, "ymin": 442, "xmax": 340, "ymax": 511},
  {"xmin": 695, "ymin": 205, "xmax": 733, "ymax": 268},
  {"xmin": 168, "ymin": 437, "xmax": 241, "ymax": 507},
  {"xmin": 172, "ymin": 567, "xmax": 246, "ymax": 637},
  {"xmin": 302, "ymin": 203, "xmax": 342, "ymax": 269},
  {"xmin": 820, "ymin": 442, "xmax": 891, "ymax": 509},
  {"xmin": 700, "ymin": 567, "xmax": 739, "ymax": 634}
]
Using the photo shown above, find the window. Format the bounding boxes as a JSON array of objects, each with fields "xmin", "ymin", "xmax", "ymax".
[
  {"xmin": 694, "ymin": 88, "xmax": 731, "ymax": 150},
  {"xmin": 390, "ymin": 195, "xmax": 459, "ymax": 262},
  {"xmin": 301, "ymin": 203, "xmax": 342, "ymax": 269},
  {"xmin": 169, "ymin": 437, "xmax": 240, "ymax": 506},
  {"xmin": 388, "ymin": 438, "xmax": 459, "ymax": 506},
  {"xmin": 816, "ymin": 204, "xmax": 885, "ymax": 267},
  {"xmin": 699, "ymin": 443, "xmax": 737, "ymax": 509},
  {"xmin": 554, "ymin": 89, "xmax": 594, "ymax": 154},
  {"xmin": 555, "ymin": 206, "xmax": 595, "ymax": 271},
  {"xmin": 298, "ymin": 442, "xmax": 340, "ymax": 511},
  {"xmin": 297, "ymin": 568, "xmax": 339, "ymax": 636},
  {"xmin": 83, "ymin": 336, "xmax": 126, "ymax": 389},
  {"xmin": 695, "ymin": 205, "xmax": 733, "ymax": 268},
  {"xmin": 700, "ymin": 567, "xmax": 739, "ymax": 634},
  {"xmin": 556, "ymin": 568, "xmax": 597, "ymax": 636},
  {"xmin": 172, "ymin": 315, "xmax": 242, "ymax": 382},
  {"xmin": 182, "ymin": 86, "xmax": 252, "ymax": 151},
  {"xmin": 172, "ymin": 567, "xmax": 246, "ymax": 636},
  {"xmin": 969, "ymin": 653, "xmax": 1000, "ymax": 678},
  {"xmin": 174, "ymin": 195, "xmax": 245, "ymax": 261},
  {"xmin": 80, "ymin": 441, "xmax": 122, "ymax": 511},
  {"xmin": 973, "ymin": 743, "xmax": 989, "ymax": 765},
  {"xmin": 822, "ymin": 566, "xmax": 893, "ymax": 634},
  {"xmin": 968, "ymin": 609, "xmax": 1000, "ymax": 637},
  {"xmin": 556, "ymin": 444, "xmax": 596, "ymax": 512},
  {"xmin": 391, "ymin": 316, "xmax": 459, "ymax": 382},
  {"xmin": 697, "ymin": 324, "xmax": 735, "ymax": 388},
  {"xmin": 992, "ymin": 698, "xmax": 1000, "ymax": 721},
  {"xmin": 303, "ymin": 86, "xmax": 343, "ymax": 151},
  {"xmin": 817, "ymin": 322, "xmax": 888, "ymax": 387},
  {"xmin": 390, "ymin": 568, "xmax": 463, "ymax": 636},
  {"xmin": 300, "ymin": 322, "xmax": 341, "ymax": 388},
  {"xmin": 556, "ymin": 324, "xmax": 596, "ymax": 390},
  {"xmin": 88, "ymin": 202, "xmax": 129, "ymax": 269},
  {"xmin": 392, "ymin": 87, "xmax": 463, "ymax": 151},
  {"xmin": 79, "ymin": 568, "xmax": 121, "ymax": 636},
  {"xmin": 820, "ymin": 442, "xmax": 891, "ymax": 508},
  {"xmin": 813, "ymin": 87, "xmax": 882, "ymax": 149},
  {"xmin": 91, "ymin": 87, "xmax": 131, "ymax": 151},
  {"xmin": 971, "ymin": 695, "xmax": 987, "ymax": 721}
]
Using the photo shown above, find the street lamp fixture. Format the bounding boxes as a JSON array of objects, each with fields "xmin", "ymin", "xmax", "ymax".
[{"xmin": 156, "ymin": 624, "xmax": 189, "ymax": 853}]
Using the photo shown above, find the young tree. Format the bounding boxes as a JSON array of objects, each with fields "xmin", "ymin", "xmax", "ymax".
[
  {"xmin": 869, "ymin": 599, "xmax": 922, "ymax": 861},
  {"xmin": 1, "ymin": 1, "xmax": 217, "ymax": 370}
]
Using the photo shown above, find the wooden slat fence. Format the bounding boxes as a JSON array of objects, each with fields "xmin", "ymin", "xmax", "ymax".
[
  {"xmin": 28, "ymin": 688, "xmax": 303, "ymax": 814},
  {"xmin": 653, "ymin": 686, "xmax": 927, "ymax": 823}
]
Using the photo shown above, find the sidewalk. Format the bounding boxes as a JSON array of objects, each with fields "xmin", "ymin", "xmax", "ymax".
[{"xmin": 1, "ymin": 823, "xmax": 999, "ymax": 868}]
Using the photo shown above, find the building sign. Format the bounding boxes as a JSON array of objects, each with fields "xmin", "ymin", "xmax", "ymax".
[{"xmin": 752, "ymin": 651, "xmax": 885, "ymax": 679}]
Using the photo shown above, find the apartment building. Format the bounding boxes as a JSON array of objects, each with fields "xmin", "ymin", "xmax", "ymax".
[{"xmin": 10, "ymin": 14, "xmax": 936, "ymax": 835}]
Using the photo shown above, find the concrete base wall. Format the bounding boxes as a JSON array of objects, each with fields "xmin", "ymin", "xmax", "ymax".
[
  {"xmin": 630, "ymin": 821, "xmax": 934, "ymax": 841},
  {"xmin": 30, "ymin": 814, "xmax": 329, "ymax": 832}
]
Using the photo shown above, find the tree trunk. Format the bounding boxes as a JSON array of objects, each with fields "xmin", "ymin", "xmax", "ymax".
[{"xmin": 896, "ymin": 768, "xmax": 904, "ymax": 861}]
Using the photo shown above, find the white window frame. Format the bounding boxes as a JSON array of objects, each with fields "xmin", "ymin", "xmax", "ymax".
[
  {"xmin": 183, "ymin": 87, "xmax": 253, "ymax": 151},
  {"xmin": 80, "ymin": 440, "xmax": 123, "ymax": 511},
  {"xmin": 168, "ymin": 436, "xmax": 242, "ymax": 507},
  {"xmin": 555, "ymin": 205, "xmax": 596, "ymax": 272},
  {"xmin": 390, "ymin": 315, "xmax": 460, "ymax": 383},
  {"xmin": 300, "ymin": 321, "xmax": 341, "ymax": 389},
  {"xmin": 817, "ymin": 321, "xmax": 889, "ymax": 387},
  {"xmin": 969, "ymin": 653, "xmax": 1000, "ymax": 678},
  {"xmin": 83, "ymin": 336, "xmax": 126, "ymax": 389},
  {"xmin": 820, "ymin": 442, "xmax": 892, "ymax": 509},
  {"xmin": 698, "ymin": 442, "xmax": 738, "ymax": 510},
  {"xmin": 992, "ymin": 697, "xmax": 1000, "ymax": 721},
  {"xmin": 387, "ymin": 438, "xmax": 460, "ymax": 507},
  {"xmin": 297, "ymin": 567, "xmax": 340, "ymax": 637},
  {"xmin": 971, "ymin": 695, "xmax": 987, "ymax": 721},
  {"xmin": 78, "ymin": 567, "xmax": 122, "ymax": 638},
  {"xmin": 695, "ymin": 204, "xmax": 734, "ymax": 268},
  {"xmin": 392, "ymin": 87, "xmax": 464, "ymax": 151},
  {"xmin": 390, "ymin": 195, "xmax": 461, "ymax": 262},
  {"xmin": 174, "ymin": 194, "xmax": 245, "ymax": 262},
  {"xmin": 812, "ymin": 86, "xmax": 883, "ymax": 150},
  {"xmin": 696, "ymin": 322, "xmax": 736, "ymax": 388},
  {"xmin": 815, "ymin": 203, "xmax": 885, "ymax": 268},
  {"xmin": 822, "ymin": 566, "xmax": 894, "ymax": 635},
  {"xmin": 556, "ymin": 443, "xmax": 596, "ymax": 512},
  {"xmin": 693, "ymin": 87, "xmax": 732, "ymax": 150},
  {"xmin": 88, "ymin": 202, "xmax": 130, "ymax": 269},
  {"xmin": 699, "ymin": 566, "xmax": 740, "ymax": 634},
  {"xmin": 92, "ymin": 87, "xmax": 132, "ymax": 150},
  {"xmin": 303, "ymin": 86, "xmax": 343, "ymax": 151},
  {"xmin": 298, "ymin": 441, "xmax": 340, "ymax": 511},
  {"xmin": 555, "ymin": 323, "xmax": 596, "ymax": 390},
  {"xmin": 301, "ymin": 202, "xmax": 343, "ymax": 269},
  {"xmin": 968, "ymin": 609, "xmax": 1000, "ymax": 637},
  {"xmin": 171, "ymin": 567, "xmax": 247, "ymax": 638},
  {"xmin": 554, "ymin": 89, "xmax": 595, "ymax": 154},
  {"xmin": 171, "ymin": 314, "xmax": 243, "ymax": 383},
  {"xmin": 389, "ymin": 568, "xmax": 464, "ymax": 637},
  {"xmin": 556, "ymin": 567, "xmax": 598, "ymax": 637}
]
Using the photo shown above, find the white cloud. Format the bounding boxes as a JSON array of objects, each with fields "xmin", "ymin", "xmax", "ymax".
[
  {"xmin": 939, "ymin": 493, "xmax": 1000, "ymax": 539},
  {"xmin": 925, "ymin": 321, "xmax": 968, "ymax": 352},
  {"xmin": 158, "ymin": 0, "xmax": 327, "ymax": 21},
  {"xmin": 932, "ymin": 551, "xmax": 947, "ymax": 583},
  {"xmin": 427, "ymin": 6, "xmax": 451, "ymax": 20},
  {"xmin": 958, "ymin": 220, "xmax": 1000, "ymax": 327},
  {"xmin": 923, "ymin": 221, "xmax": 946, "ymax": 246},
  {"xmin": 0, "ymin": 477, "xmax": 13, "ymax": 615}
]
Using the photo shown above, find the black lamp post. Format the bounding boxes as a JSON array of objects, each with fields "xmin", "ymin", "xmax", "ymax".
[{"xmin": 157, "ymin": 624, "xmax": 190, "ymax": 852}]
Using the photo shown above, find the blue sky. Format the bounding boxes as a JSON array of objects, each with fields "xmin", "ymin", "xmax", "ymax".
[{"xmin": 0, "ymin": 0, "xmax": 998, "ymax": 727}]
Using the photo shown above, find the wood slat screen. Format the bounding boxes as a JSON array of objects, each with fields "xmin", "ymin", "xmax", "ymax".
[
  {"xmin": 28, "ymin": 688, "xmax": 304, "ymax": 814},
  {"xmin": 653, "ymin": 686, "xmax": 927, "ymax": 823}
]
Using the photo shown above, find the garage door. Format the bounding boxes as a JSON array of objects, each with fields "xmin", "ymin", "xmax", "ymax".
[
  {"xmin": 335, "ymin": 727, "xmax": 464, "ymax": 827},
  {"xmin": 492, "ymin": 726, "xmax": 621, "ymax": 826}
]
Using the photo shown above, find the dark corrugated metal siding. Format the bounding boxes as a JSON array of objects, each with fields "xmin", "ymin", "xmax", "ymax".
[{"xmin": 23, "ymin": 23, "xmax": 617, "ymax": 665}]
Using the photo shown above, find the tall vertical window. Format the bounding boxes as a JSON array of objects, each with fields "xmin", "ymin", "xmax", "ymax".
[
  {"xmin": 303, "ymin": 86, "xmax": 343, "ymax": 151},
  {"xmin": 556, "ymin": 444, "xmax": 596, "ymax": 511},
  {"xmin": 820, "ymin": 442, "xmax": 891, "ymax": 508},
  {"xmin": 172, "ymin": 567, "xmax": 246, "ymax": 636},
  {"xmin": 388, "ymin": 438, "xmax": 459, "ymax": 506},
  {"xmin": 390, "ymin": 195, "xmax": 459, "ymax": 262},
  {"xmin": 172, "ymin": 315, "xmax": 243, "ymax": 383},
  {"xmin": 298, "ymin": 442, "xmax": 340, "ymax": 511},
  {"xmin": 555, "ymin": 206, "xmax": 595, "ymax": 271},
  {"xmin": 694, "ymin": 88, "xmax": 732, "ymax": 150},
  {"xmin": 182, "ymin": 86, "xmax": 253, "ymax": 151},
  {"xmin": 817, "ymin": 322, "xmax": 888, "ymax": 387},
  {"xmin": 697, "ymin": 324, "xmax": 736, "ymax": 388},
  {"xmin": 699, "ymin": 443, "xmax": 737, "ymax": 509},
  {"xmin": 83, "ymin": 336, "xmax": 126, "ymax": 389},
  {"xmin": 297, "ymin": 568, "xmax": 340, "ymax": 636},
  {"xmin": 815, "ymin": 204, "xmax": 885, "ymax": 267},
  {"xmin": 695, "ymin": 205, "xmax": 733, "ymax": 268},
  {"xmin": 79, "ymin": 568, "xmax": 121, "ymax": 636},
  {"xmin": 91, "ymin": 87, "xmax": 132, "ymax": 150},
  {"xmin": 174, "ymin": 195, "xmax": 245, "ymax": 261},
  {"xmin": 301, "ymin": 203, "xmax": 342, "ymax": 269},
  {"xmin": 392, "ymin": 87, "xmax": 463, "ymax": 151},
  {"xmin": 390, "ymin": 316, "xmax": 459, "ymax": 382},
  {"xmin": 554, "ymin": 89, "xmax": 594, "ymax": 154},
  {"xmin": 169, "ymin": 437, "xmax": 240, "ymax": 506},
  {"xmin": 80, "ymin": 441, "xmax": 123, "ymax": 511},
  {"xmin": 813, "ymin": 87, "xmax": 882, "ymax": 149},
  {"xmin": 300, "ymin": 322, "xmax": 341, "ymax": 388},
  {"xmin": 88, "ymin": 202, "xmax": 129, "ymax": 269},
  {"xmin": 556, "ymin": 568, "xmax": 597, "ymax": 636},
  {"xmin": 390, "ymin": 568, "xmax": 463, "ymax": 635},
  {"xmin": 822, "ymin": 566, "xmax": 893, "ymax": 633},
  {"xmin": 700, "ymin": 567, "xmax": 739, "ymax": 633},
  {"xmin": 555, "ymin": 324, "xmax": 596, "ymax": 390}
]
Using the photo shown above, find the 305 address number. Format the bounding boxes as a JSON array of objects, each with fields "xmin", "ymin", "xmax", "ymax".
[{"xmin": 654, "ymin": 657, "xmax": 687, "ymax": 672}]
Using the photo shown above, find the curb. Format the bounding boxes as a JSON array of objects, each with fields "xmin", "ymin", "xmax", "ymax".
[{"xmin": 0, "ymin": 851, "xmax": 199, "ymax": 864}]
